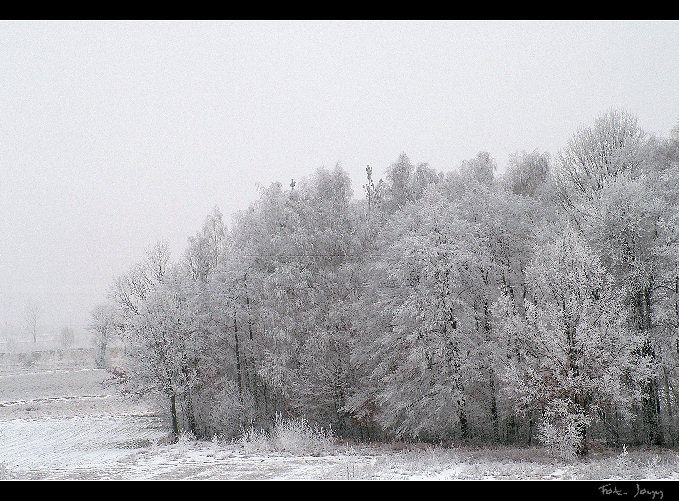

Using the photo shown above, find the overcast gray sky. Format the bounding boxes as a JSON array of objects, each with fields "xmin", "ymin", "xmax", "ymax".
[{"xmin": 1, "ymin": 20, "xmax": 678, "ymax": 339}]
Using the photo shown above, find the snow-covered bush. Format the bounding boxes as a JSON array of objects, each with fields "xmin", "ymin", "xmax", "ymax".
[
  {"xmin": 240, "ymin": 427, "xmax": 271, "ymax": 455},
  {"xmin": 0, "ymin": 463, "xmax": 12, "ymax": 480},
  {"xmin": 271, "ymin": 414, "xmax": 334, "ymax": 455},
  {"xmin": 537, "ymin": 402, "xmax": 591, "ymax": 460},
  {"xmin": 241, "ymin": 414, "xmax": 335, "ymax": 456}
]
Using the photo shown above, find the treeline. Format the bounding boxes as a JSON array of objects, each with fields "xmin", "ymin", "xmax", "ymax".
[{"xmin": 91, "ymin": 110, "xmax": 679, "ymax": 458}]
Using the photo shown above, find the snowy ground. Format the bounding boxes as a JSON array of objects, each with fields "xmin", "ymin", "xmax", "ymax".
[{"xmin": 2, "ymin": 358, "xmax": 679, "ymax": 479}]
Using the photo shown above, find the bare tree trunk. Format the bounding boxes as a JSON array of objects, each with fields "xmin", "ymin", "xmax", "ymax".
[
  {"xmin": 459, "ymin": 408, "xmax": 468, "ymax": 442},
  {"xmin": 576, "ymin": 422, "xmax": 588, "ymax": 457},
  {"xmin": 637, "ymin": 288, "xmax": 663, "ymax": 446},
  {"xmin": 244, "ymin": 274, "xmax": 259, "ymax": 416},
  {"xmin": 641, "ymin": 373, "xmax": 663, "ymax": 446},
  {"xmin": 233, "ymin": 310, "xmax": 243, "ymax": 402},
  {"xmin": 663, "ymin": 366, "xmax": 674, "ymax": 446},
  {"xmin": 170, "ymin": 393, "xmax": 179, "ymax": 438},
  {"xmin": 186, "ymin": 393, "xmax": 197, "ymax": 437},
  {"xmin": 489, "ymin": 375, "xmax": 499, "ymax": 443}
]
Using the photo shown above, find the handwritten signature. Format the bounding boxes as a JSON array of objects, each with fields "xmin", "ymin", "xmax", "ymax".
[{"xmin": 599, "ymin": 483, "xmax": 663, "ymax": 500}]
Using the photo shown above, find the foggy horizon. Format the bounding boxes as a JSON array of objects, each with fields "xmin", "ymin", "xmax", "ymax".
[{"xmin": 2, "ymin": 20, "xmax": 679, "ymax": 340}]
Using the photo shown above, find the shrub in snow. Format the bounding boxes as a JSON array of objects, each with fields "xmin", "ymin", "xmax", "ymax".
[
  {"xmin": 0, "ymin": 463, "xmax": 11, "ymax": 480},
  {"xmin": 240, "ymin": 414, "xmax": 335, "ymax": 456},
  {"xmin": 271, "ymin": 414, "xmax": 334, "ymax": 455},
  {"xmin": 537, "ymin": 402, "xmax": 591, "ymax": 460},
  {"xmin": 240, "ymin": 427, "xmax": 271, "ymax": 455}
]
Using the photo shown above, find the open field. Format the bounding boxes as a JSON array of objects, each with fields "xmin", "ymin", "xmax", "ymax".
[{"xmin": 2, "ymin": 354, "xmax": 679, "ymax": 480}]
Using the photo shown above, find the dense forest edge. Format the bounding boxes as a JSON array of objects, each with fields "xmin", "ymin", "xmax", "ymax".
[{"xmin": 89, "ymin": 110, "xmax": 679, "ymax": 460}]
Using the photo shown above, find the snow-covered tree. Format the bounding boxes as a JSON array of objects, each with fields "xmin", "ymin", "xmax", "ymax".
[
  {"xmin": 350, "ymin": 187, "xmax": 497, "ymax": 441},
  {"xmin": 88, "ymin": 303, "xmax": 117, "ymax": 368},
  {"xmin": 24, "ymin": 301, "xmax": 40, "ymax": 344},
  {"xmin": 555, "ymin": 109, "xmax": 648, "ymax": 208},
  {"xmin": 504, "ymin": 150, "xmax": 550, "ymax": 197},
  {"xmin": 497, "ymin": 228, "xmax": 642, "ymax": 457},
  {"xmin": 459, "ymin": 151, "xmax": 496, "ymax": 186}
]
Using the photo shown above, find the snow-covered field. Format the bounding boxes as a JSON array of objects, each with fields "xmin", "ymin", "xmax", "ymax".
[{"xmin": 2, "ymin": 358, "xmax": 679, "ymax": 480}]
